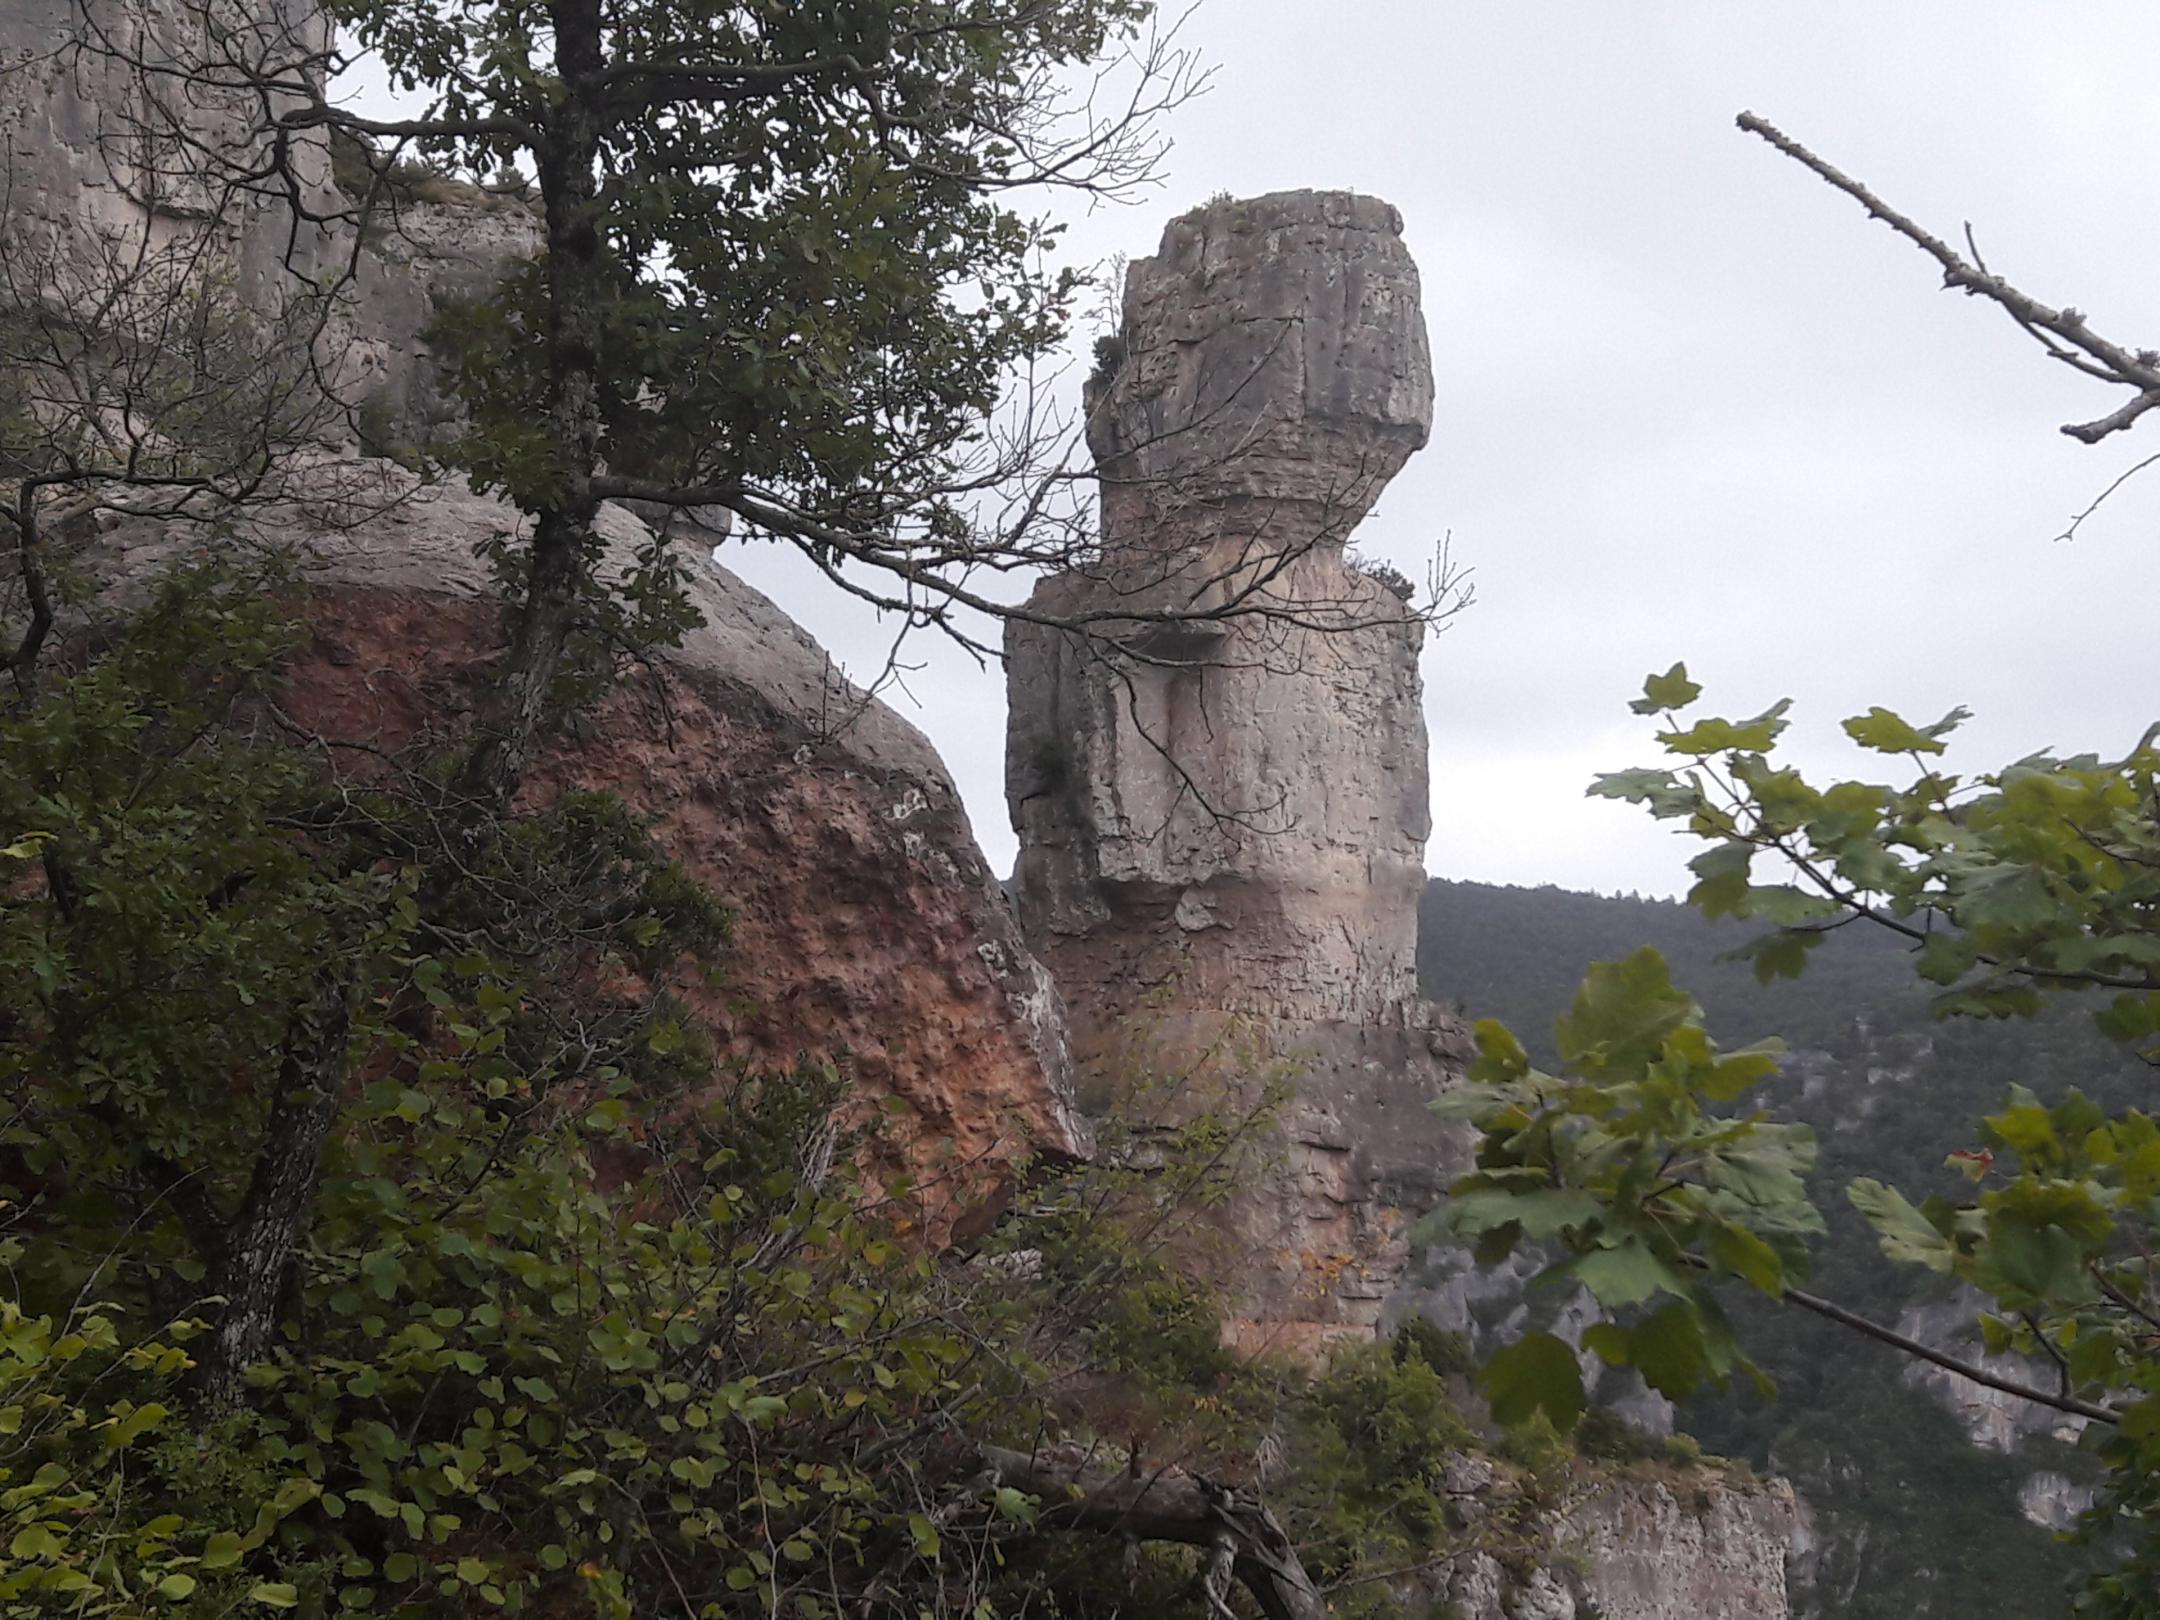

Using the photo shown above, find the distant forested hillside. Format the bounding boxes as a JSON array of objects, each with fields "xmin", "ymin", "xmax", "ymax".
[{"xmin": 1417, "ymin": 878, "xmax": 2151, "ymax": 1620}]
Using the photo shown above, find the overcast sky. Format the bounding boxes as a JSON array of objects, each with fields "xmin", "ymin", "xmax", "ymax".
[
  {"xmin": 370, "ymin": 3, "xmax": 2160, "ymax": 897},
  {"xmin": 711, "ymin": 0, "xmax": 2160, "ymax": 898}
]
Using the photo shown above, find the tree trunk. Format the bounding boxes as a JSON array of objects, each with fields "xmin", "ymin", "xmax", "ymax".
[
  {"xmin": 958, "ymin": 1442, "xmax": 1327, "ymax": 1620},
  {"xmin": 194, "ymin": 978, "xmax": 349, "ymax": 1409},
  {"xmin": 455, "ymin": 0, "xmax": 609, "ymax": 815}
]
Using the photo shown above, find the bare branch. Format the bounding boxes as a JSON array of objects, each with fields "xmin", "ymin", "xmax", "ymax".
[
  {"xmin": 1778, "ymin": 1281, "xmax": 2118, "ymax": 1426},
  {"xmin": 1739, "ymin": 110, "xmax": 2160, "ymax": 444}
]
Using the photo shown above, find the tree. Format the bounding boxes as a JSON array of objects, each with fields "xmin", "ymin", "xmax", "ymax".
[
  {"xmin": 6, "ymin": 0, "xmax": 1465, "ymax": 1481},
  {"xmin": 0, "ymin": 0, "xmax": 1482, "ymax": 1607},
  {"xmin": 36, "ymin": 0, "xmax": 1472, "ymax": 838},
  {"xmin": 0, "ymin": 552, "xmax": 1361, "ymax": 1616},
  {"xmin": 1434, "ymin": 116, "xmax": 2160, "ymax": 1618},
  {"xmin": 60, "ymin": 0, "xmax": 1225, "ymax": 797}
]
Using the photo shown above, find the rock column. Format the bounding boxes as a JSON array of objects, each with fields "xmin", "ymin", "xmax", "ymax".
[{"xmin": 1005, "ymin": 191, "xmax": 1470, "ymax": 1356}]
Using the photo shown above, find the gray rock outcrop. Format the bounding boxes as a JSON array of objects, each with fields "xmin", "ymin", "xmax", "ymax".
[
  {"xmin": 0, "ymin": 0, "xmax": 538, "ymax": 444},
  {"xmin": 1005, "ymin": 191, "xmax": 1471, "ymax": 1355},
  {"xmin": 1565, "ymin": 1473, "xmax": 1801, "ymax": 1620},
  {"xmin": 1419, "ymin": 1455, "xmax": 1799, "ymax": 1620}
]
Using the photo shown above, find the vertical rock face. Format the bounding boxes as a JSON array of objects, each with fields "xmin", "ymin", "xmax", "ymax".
[
  {"xmin": 1006, "ymin": 191, "xmax": 1470, "ymax": 1353},
  {"xmin": 0, "ymin": 0, "xmax": 539, "ymax": 440},
  {"xmin": 1422, "ymin": 1459, "xmax": 1798, "ymax": 1620},
  {"xmin": 0, "ymin": 0, "xmax": 343, "ymax": 287},
  {"xmin": 1010, "ymin": 191, "xmax": 1437, "ymax": 1029},
  {"xmin": 1086, "ymin": 190, "xmax": 1434, "ymax": 560},
  {"xmin": 1564, "ymin": 1475, "xmax": 1800, "ymax": 1620}
]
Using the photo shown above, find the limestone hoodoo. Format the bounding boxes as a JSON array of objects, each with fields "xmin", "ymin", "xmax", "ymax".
[{"xmin": 1004, "ymin": 190, "xmax": 1470, "ymax": 1356}]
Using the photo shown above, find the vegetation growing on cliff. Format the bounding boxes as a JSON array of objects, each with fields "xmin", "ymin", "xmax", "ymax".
[
  {"xmin": 1421, "ymin": 877, "xmax": 2119, "ymax": 1618},
  {"xmin": 1421, "ymin": 111, "xmax": 2160, "ymax": 1619},
  {"xmin": 0, "ymin": 562, "xmax": 1234, "ymax": 1614},
  {"xmin": 0, "ymin": 561, "xmax": 1679, "ymax": 1619},
  {"xmin": 1428, "ymin": 685, "xmax": 2160, "ymax": 1620},
  {"xmin": 0, "ymin": 2, "xmax": 1507, "ymax": 1609}
]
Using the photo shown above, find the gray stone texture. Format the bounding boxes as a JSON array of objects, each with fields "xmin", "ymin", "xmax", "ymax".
[
  {"xmin": 0, "ymin": 0, "xmax": 540, "ymax": 444},
  {"xmin": 1006, "ymin": 191, "xmax": 1470, "ymax": 1349},
  {"xmin": 1085, "ymin": 190, "xmax": 1434, "ymax": 550},
  {"xmin": 1418, "ymin": 1460, "xmax": 1798, "ymax": 1620}
]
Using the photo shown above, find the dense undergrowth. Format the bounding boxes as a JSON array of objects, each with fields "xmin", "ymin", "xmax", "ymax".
[{"xmin": 0, "ymin": 563, "xmax": 1684, "ymax": 1618}]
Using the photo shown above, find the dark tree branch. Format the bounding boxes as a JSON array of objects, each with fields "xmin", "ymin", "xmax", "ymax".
[
  {"xmin": 953, "ymin": 1441, "xmax": 1325, "ymax": 1620},
  {"xmin": 1778, "ymin": 1280, "xmax": 2119, "ymax": 1426},
  {"xmin": 193, "ymin": 974, "xmax": 351, "ymax": 1409},
  {"xmin": 1738, "ymin": 110, "xmax": 2160, "ymax": 445}
]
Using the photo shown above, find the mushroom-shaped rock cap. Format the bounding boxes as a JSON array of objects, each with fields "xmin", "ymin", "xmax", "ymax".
[{"xmin": 1087, "ymin": 189, "xmax": 1433, "ymax": 548}]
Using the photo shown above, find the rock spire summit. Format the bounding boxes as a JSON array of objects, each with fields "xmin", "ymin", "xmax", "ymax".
[{"xmin": 1005, "ymin": 189, "xmax": 1467, "ymax": 1352}]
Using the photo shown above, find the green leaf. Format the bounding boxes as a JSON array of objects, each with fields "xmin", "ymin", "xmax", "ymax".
[
  {"xmin": 1468, "ymin": 1019, "xmax": 1531, "ymax": 1082},
  {"xmin": 1626, "ymin": 1301, "xmax": 1716, "ymax": 1401},
  {"xmin": 1983, "ymin": 1214, "xmax": 2089, "ymax": 1301},
  {"xmin": 1687, "ymin": 841, "xmax": 1754, "ymax": 920},
  {"xmin": 1658, "ymin": 700, "xmax": 1793, "ymax": 757},
  {"xmin": 1554, "ymin": 948, "xmax": 1696, "ymax": 1075},
  {"xmin": 9, "ymin": 1523, "xmax": 63, "ymax": 1560},
  {"xmin": 1482, "ymin": 1332, "xmax": 1585, "ymax": 1430},
  {"xmin": 1705, "ymin": 1223, "xmax": 1788, "ymax": 1294},
  {"xmin": 1742, "ymin": 928, "xmax": 1820, "ymax": 984},
  {"xmin": 1447, "ymin": 1188, "xmax": 1602, "ymax": 1241},
  {"xmin": 1697, "ymin": 1043, "xmax": 1782, "ymax": 1104},
  {"xmin": 248, "ymin": 1585, "xmax": 301, "ymax": 1609},
  {"xmin": 1630, "ymin": 663, "xmax": 1702, "ymax": 716},
  {"xmin": 158, "ymin": 1574, "xmax": 199, "ymax": 1600},
  {"xmin": 1843, "ymin": 706, "xmax": 1961, "ymax": 756},
  {"xmin": 107, "ymin": 1400, "xmax": 169, "ymax": 1448},
  {"xmin": 1849, "ymin": 1178, "xmax": 1956, "ymax": 1272},
  {"xmin": 1570, "ymin": 1243, "xmax": 1687, "ymax": 1308},
  {"xmin": 1588, "ymin": 768, "xmax": 1701, "ymax": 819},
  {"xmin": 1580, "ymin": 1323, "xmax": 1632, "ymax": 1367}
]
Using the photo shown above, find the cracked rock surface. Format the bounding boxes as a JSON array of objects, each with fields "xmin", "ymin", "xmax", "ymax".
[{"xmin": 1006, "ymin": 191, "xmax": 1469, "ymax": 1349}]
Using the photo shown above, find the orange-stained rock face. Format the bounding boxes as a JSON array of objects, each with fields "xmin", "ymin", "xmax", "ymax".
[{"xmin": 92, "ymin": 468, "xmax": 1091, "ymax": 1232}]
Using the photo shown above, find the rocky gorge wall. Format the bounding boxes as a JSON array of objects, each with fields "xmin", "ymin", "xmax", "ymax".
[
  {"xmin": 1423, "ymin": 1454, "xmax": 1799, "ymax": 1620},
  {"xmin": 72, "ymin": 467, "xmax": 1091, "ymax": 1225},
  {"xmin": 1002, "ymin": 190, "xmax": 1801, "ymax": 1613},
  {"xmin": 0, "ymin": 0, "xmax": 545, "ymax": 455}
]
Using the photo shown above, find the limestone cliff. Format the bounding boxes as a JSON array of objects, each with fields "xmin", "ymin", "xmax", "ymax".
[
  {"xmin": 1424, "ymin": 1455, "xmax": 1800, "ymax": 1620},
  {"xmin": 0, "ymin": 0, "xmax": 540, "ymax": 450},
  {"xmin": 1004, "ymin": 191, "xmax": 1802, "ymax": 1615},
  {"xmin": 1006, "ymin": 191, "xmax": 1472, "ymax": 1356},
  {"xmin": 1896, "ymin": 1292, "xmax": 2099, "ymax": 1534},
  {"xmin": 6, "ymin": 33, "xmax": 1802, "ymax": 1597}
]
